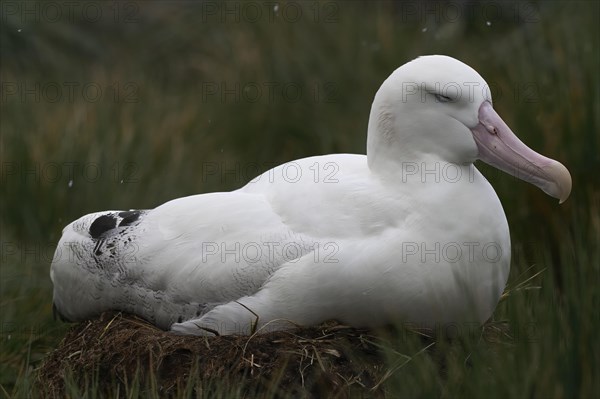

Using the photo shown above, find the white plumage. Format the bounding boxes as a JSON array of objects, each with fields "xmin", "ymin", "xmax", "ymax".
[{"xmin": 51, "ymin": 55, "xmax": 571, "ymax": 335}]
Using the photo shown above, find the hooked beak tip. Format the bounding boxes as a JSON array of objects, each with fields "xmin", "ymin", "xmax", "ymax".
[{"xmin": 552, "ymin": 161, "xmax": 572, "ymax": 204}]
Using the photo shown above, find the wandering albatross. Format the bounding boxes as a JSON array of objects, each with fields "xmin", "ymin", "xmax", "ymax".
[{"xmin": 51, "ymin": 55, "xmax": 571, "ymax": 336}]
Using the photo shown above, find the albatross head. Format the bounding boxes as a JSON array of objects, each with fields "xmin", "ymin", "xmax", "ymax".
[{"xmin": 367, "ymin": 55, "xmax": 571, "ymax": 204}]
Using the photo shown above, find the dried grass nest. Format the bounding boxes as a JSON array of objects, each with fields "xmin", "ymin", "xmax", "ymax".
[
  {"xmin": 37, "ymin": 312, "xmax": 392, "ymax": 397},
  {"xmin": 37, "ymin": 312, "xmax": 508, "ymax": 397}
]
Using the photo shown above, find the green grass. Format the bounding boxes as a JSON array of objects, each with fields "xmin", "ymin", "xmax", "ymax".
[{"xmin": 1, "ymin": 0, "xmax": 599, "ymax": 397}]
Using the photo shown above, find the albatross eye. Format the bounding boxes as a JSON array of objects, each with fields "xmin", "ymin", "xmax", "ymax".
[{"xmin": 433, "ymin": 93, "xmax": 453, "ymax": 103}]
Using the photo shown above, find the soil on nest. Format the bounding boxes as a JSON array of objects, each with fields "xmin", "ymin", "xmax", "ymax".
[{"xmin": 37, "ymin": 312, "xmax": 400, "ymax": 398}]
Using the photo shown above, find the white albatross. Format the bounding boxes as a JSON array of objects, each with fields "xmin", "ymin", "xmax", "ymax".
[{"xmin": 51, "ymin": 55, "xmax": 571, "ymax": 336}]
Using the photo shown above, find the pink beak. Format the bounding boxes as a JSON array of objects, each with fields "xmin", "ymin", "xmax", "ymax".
[{"xmin": 471, "ymin": 102, "xmax": 572, "ymax": 204}]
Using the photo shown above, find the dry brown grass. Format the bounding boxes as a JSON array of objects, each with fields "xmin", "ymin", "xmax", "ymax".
[{"xmin": 37, "ymin": 312, "xmax": 390, "ymax": 398}]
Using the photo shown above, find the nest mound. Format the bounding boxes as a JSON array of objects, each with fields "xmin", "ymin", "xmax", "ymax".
[{"xmin": 37, "ymin": 312, "xmax": 393, "ymax": 397}]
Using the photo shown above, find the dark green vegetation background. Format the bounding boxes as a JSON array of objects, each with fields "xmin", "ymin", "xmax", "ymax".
[{"xmin": 1, "ymin": 0, "xmax": 598, "ymax": 396}]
